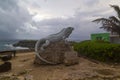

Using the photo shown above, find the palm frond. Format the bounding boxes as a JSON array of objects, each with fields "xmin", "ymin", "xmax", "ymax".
[
  {"xmin": 93, "ymin": 5, "xmax": 120, "ymax": 36},
  {"xmin": 96, "ymin": 18, "xmax": 119, "ymax": 32},
  {"xmin": 92, "ymin": 18, "xmax": 110, "ymax": 23},
  {"xmin": 109, "ymin": 16, "xmax": 120, "ymax": 23},
  {"xmin": 100, "ymin": 26, "xmax": 112, "ymax": 32},
  {"xmin": 110, "ymin": 5, "xmax": 120, "ymax": 19}
]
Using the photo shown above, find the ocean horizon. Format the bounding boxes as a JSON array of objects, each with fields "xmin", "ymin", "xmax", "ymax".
[
  {"xmin": 0, "ymin": 39, "xmax": 29, "ymax": 51},
  {"xmin": 0, "ymin": 39, "xmax": 83, "ymax": 51}
]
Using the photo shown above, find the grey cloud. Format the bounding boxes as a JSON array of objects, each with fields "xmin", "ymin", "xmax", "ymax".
[
  {"xmin": 0, "ymin": 0, "xmax": 18, "ymax": 11},
  {"xmin": 0, "ymin": 0, "xmax": 32, "ymax": 39},
  {"xmin": 0, "ymin": 0, "xmax": 116, "ymax": 40},
  {"xmin": 33, "ymin": 16, "xmax": 94, "ymax": 40},
  {"xmin": 0, "ymin": 30, "xmax": 15, "ymax": 39},
  {"xmin": 33, "ymin": 7, "xmax": 110, "ymax": 40},
  {"xmin": 83, "ymin": 0, "xmax": 99, "ymax": 6}
]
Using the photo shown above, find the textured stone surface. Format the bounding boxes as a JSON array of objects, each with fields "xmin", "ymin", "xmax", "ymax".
[
  {"xmin": 64, "ymin": 51, "xmax": 79, "ymax": 66},
  {"xmin": 0, "ymin": 74, "xmax": 33, "ymax": 80},
  {"xmin": 34, "ymin": 41, "xmax": 74, "ymax": 65},
  {"xmin": 0, "ymin": 62, "xmax": 11, "ymax": 73}
]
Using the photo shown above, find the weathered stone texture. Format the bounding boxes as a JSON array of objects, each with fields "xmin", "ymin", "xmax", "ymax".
[{"xmin": 34, "ymin": 41, "xmax": 79, "ymax": 65}]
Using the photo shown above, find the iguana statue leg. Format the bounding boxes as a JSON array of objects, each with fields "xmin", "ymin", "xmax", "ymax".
[
  {"xmin": 41, "ymin": 40, "xmax": 50, "ymax": 51},
  {"xmin": 35, "ymin": 39, "xmax": 56, "ymax": 64}
]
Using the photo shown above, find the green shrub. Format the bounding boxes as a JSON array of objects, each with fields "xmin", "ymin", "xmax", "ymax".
[{"xmin": 73, "ymin": 40, "xmax": 120, "ymax": 62}]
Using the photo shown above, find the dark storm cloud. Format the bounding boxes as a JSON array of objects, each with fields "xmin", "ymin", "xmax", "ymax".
[
  {"xmin": 33, "ymin": 9, "xmax": 108, "ymax": 40},
  {"xmin": 0, "ymin": 0, "xmax": 119, "ymax": 40},
  {"xmin": 0, "ymin": 0, "xmax": 32, "ymax": 39},
  {"xmin": 0, "ymin": 0, "xmax": 18, "ymax": 10}
]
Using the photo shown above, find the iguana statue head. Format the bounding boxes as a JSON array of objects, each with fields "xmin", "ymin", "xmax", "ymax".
[{"xmin": 64, "ymin": 27, "xmax": 74, "ymax": 38}]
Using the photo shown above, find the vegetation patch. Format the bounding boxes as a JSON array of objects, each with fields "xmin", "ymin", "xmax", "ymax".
[{"xmin": 73, "ymin": 40, "xmax": 120, "ymax": 62}]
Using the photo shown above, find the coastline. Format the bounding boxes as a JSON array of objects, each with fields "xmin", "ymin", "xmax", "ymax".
[
  {"xmin": 0, "ymin": 40, "xmax": 36, "ymax": 56},
  {"xmin": 13, "ymin": 40, "xmax": 37, "ymax": 50},
  {"xmin": 0, "ymin": 39, "xmax": 37, "ymax": 52}
]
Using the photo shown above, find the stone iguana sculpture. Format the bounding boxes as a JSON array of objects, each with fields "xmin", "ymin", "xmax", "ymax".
[{"xmin": 35, "ymin": 27, "xmax": 74, "ymax": 64}]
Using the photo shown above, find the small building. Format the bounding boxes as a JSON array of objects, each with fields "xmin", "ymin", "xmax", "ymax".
[
  {"xmin": 91, "ymin": 33, "xmax": 110, "ymax": 42},
  {"xmin": 110, "ymin": 32, "xmax": 120, "ymax": 43},
  {"xmin": 91, "ymin": 33, "xmax": 120, "ymax": 43}
]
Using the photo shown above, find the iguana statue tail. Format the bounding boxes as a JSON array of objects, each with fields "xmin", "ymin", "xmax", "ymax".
[{"xmin": 35, "ymin": 39, "xmax": 56, "ymax": 64}]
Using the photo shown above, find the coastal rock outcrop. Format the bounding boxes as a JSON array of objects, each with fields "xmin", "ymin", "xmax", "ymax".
[{"xmin": 13, "ymin": 40, "xmax": 37, "ymax": 50}]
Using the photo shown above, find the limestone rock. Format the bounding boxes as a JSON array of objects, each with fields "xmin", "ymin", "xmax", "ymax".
[
  {"xmin": 0, "ymin": 62, "xmax": 11, "ymax": 73},
  {"xmin": 1, "ymin": 55, "xmax": 12, "ymax": 61},
  {"xmin": 34, "ymin": 41, "xmax": 79, "ymax": 65},
  {"xmin": 34, "ymin": 41, "xmax": 72, "ymax": 64},
  {"xmin": 24, "ymin": 75, "xmax": 33, "ymax": 80},
  {"xmin": 64, "ymin": 51, "xmax": 79, "ymax": 66}
]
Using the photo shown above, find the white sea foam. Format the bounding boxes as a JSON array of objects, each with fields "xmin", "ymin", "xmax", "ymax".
[
  {"xmin": 4, "ymin": 44, "xmax": 29, "ymax": 50},
  {"xmin": 0, "ymin": 40, "xmax": 29, "ymax": 51},
  {"xmin": 4, "ymin": 44, "xmax": 15, "ymax": 49}
]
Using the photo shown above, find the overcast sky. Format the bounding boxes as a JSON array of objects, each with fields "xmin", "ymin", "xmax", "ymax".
[{"xmin": 0, "ymin": 0, "xmax": 120, "ymax": 40}]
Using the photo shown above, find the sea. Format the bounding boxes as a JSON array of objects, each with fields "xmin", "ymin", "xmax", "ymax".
[
  {"xmin": 0, "ymin": 40, "xmax": 29, "ymax": 51},
  {"xmin": 0, "ymin": 39, "xmax": 83, "ymax": 52}
]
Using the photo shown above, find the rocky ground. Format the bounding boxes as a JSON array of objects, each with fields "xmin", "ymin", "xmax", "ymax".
[{"xmin": 1, "ymin": 52, "xmax": 120, "ymax": 80}]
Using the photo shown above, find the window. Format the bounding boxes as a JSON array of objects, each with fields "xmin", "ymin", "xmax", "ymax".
[{"xmin": 96, "ymin": 37, "xmax": 102, "ymax": 40}]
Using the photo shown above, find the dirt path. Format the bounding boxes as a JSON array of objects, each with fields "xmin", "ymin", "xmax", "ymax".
[{"xmin": 1, "ymin": 52, "xmax": 120, "ymax": 80}]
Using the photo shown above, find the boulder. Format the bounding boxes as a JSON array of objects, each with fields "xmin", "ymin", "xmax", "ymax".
[
  {"xmin": 34, "ymin": 41, "xmax": 79, "ymax": 65},
  {"xmin": 0, "ymin": 55, "xmax": 12, "ymax": 61},
  {"xmin": 0, "ymin": 62, "xmax": 11, "ymax": 73},
  {"xmin": 34, "ymin": 41, "xmax": 72, "ymax": 64},
  {"xmin": 64, "ymin": 51, "xmax": 79, "ymax": 66}
]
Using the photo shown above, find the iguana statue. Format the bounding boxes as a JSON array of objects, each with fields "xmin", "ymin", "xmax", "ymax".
[{"xmin": 35, "ymin": 27, "xmax": 74, "ymax": 64}]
